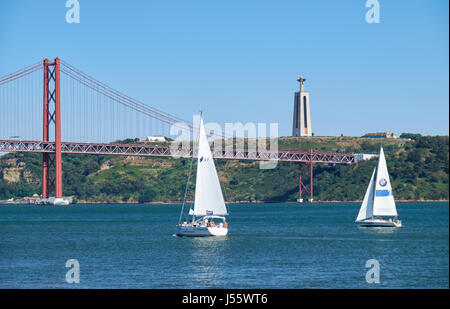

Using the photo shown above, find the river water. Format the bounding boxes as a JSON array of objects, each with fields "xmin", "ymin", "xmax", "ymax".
[{"xmin": 0, "ymin": 202, "xmax": 448, "ymax": 288}]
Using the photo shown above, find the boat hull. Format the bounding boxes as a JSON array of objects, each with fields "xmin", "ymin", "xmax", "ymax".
[
  {"xmin": 176, "ymin": 225, "xmax": 228, "ymax": 237},
  {"xmin": 53, "ymin": 198, "xmax": 70, "ymax": 206},
  {"xmin": 356, "ymin": 219, "xmax": 402, "ymax": 227}
]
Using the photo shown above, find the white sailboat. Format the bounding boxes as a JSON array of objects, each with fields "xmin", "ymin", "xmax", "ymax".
[
  {"xmin": 355, "ymin": 147, "xmax": 402, "ymax": 227},
  {"xmin": 176, "ymin": 115, "xmax": 229, "ymax": 237}
]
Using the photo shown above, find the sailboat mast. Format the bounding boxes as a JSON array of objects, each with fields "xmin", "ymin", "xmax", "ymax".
[
  {"xmin": 177, "ymin": 114, "xmax": 200, "ymax": 225},
  {"xmin": 190, "ymin": 111, "xmax": 203, "ymax": 225},
  {"xmin": 371, "ymin": 166, "xmax": 377, "ymax": 219},
  {"xmin": 178, "ymin": 151, "xmax": 195, "ymax": 225}
]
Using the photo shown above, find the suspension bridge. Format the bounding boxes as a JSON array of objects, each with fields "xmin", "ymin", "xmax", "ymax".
[{"xmin": 0, "ymin": 58, "xmax": 355, "ymax": 202}]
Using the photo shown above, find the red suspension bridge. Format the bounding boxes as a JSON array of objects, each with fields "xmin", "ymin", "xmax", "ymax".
[{"xmin": 0, "ymin": 58, "xmax": 355, "ymax": 201}]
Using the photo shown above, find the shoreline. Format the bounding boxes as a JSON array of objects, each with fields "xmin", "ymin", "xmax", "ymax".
[
  {"xmin": 2, "ymin": 200, "xmax": 448, "ymax": 205},
  {"xmin": 75, "ymin": 199, "xmax": 449, "ymax": 204}
]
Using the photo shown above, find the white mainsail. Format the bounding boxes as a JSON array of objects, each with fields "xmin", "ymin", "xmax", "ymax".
[
  {"xmin": 356, "ymin": 168, "xmax": 376, "ymax": 222},
  {"xmin": 193, "ymin": 116, "xmax": 228, "ymax": 216},
  {"xmin": 372, "ymin": 147, "xmax": 398, "ymax": 217}
]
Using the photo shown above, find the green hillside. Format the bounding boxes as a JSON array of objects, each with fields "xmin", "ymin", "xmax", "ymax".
[{"xmin": 0, "ymin": 135, "xmax": 448, "ymax": 203}]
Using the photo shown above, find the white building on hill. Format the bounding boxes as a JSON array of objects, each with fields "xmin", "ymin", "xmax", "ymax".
[{"xmin": 147, "ymin": 136, "xmax": 166, "ymax": 142}]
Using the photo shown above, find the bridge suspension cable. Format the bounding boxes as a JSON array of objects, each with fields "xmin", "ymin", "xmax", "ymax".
[
  {"xmin": 0, "ymin": 58, "xmax": 261, "ymax": 143},
  {"xmin": 0, "ymin": 61, "xmax": 42, "ymax": 86},
  {"xmin": 59, "ymin": 60, "xmax": 227, "ymax": 140},
  {"xmin": 60, "ymin": 60, "xmax": 190, "ymax": 126},
  {"xmin": 0, "ymin": 60, "xmax": 43, "ymax": 141}
]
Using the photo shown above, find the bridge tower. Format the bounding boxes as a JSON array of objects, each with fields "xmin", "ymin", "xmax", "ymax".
[
  {"xmin": 298, "ymin": 148, "xmax": 314, "ymax": 203},
  {"xmin": 42, "ymin": 58, "xmax": 62, "ymax": 198}
]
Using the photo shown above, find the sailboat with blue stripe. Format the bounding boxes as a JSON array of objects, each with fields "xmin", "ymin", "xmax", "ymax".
[{"xmin": 355, "ymin": 147, "xmax": 402, "ymax": 228}]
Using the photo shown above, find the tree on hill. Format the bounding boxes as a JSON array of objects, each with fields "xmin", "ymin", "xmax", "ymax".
[{"xmin": 400, "ymin": 133, "xmax": 422, "ymax": 140}]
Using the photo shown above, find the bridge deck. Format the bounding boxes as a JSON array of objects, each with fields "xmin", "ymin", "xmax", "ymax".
[{"xmin": 0, "ymin": 140, "xmax": 355, "ymax": 164}]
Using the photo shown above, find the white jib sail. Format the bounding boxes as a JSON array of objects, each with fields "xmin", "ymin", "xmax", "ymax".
[
  {"xmin": 372, "ymin": 147, "xmax": 397, "ymax": 217},
  {"xmin": 193, "ymin": 116, "xmax": 228, "ymax": 216},
  {"xmin": 356, "ymin": 167, "xmax": 376, "ymax": 222}
]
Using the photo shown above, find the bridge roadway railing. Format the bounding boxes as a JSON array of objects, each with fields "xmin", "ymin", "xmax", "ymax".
[{"xmin": 0, "ymin": 140, "xmax": 355, "ymax": 164}]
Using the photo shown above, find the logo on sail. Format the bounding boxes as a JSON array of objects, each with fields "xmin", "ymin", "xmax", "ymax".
[
  {"xmin": 379, "ymin": 178, "xmax": 387, "ymax": 187},
  {"xmin": 200, "ymin": 156, "xmax": 204, "ymax": 162},
  {"xmin": 375, "ymin": 189, "xmax": 391, "ymax": 197},
  {"xmin": 206, "ymin": 210, "xmax": 213, "ymax": 215}
]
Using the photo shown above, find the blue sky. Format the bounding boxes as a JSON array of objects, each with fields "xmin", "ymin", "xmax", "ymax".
[{"xmin": 0, "ymin": 0, "xmax": 448, "ymax": 137}]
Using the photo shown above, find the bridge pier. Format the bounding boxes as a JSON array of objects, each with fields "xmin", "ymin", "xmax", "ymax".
[
  {"xmin": 42, "ymin": 58, "xmax": 62, "ymax": 198},
  {"xmin": 297, "ymin": 148, "xmax": 314, "ymax": 203},
  {"xmin": 42, "ymin": 59, "xmax": 49, "ymax": 198}
]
